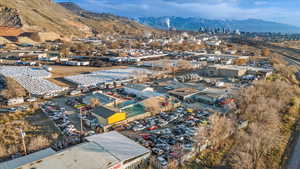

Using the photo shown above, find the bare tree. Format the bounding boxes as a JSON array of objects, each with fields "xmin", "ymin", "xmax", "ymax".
[
  {"xmin": 229, "ymin": 123, "xmax": 280, "ymax": 169},
  {"xmin": 261, "ymin": 48, "xmax": 270, "ymax": 57},
  {"xmin": 143, "ymin": 97, "xmax": 162, "ymax": 115},
  {"xmin": 30, "ymin": 102, "xmax": 40, "ymax": 111},
  {"xmin": 195, "ymin": 114, "xmax": 235, "ymax": 151},
  {"xmin": 177, "ymin": 59, "xmax": 193, "ymax": 71},
  {"xmin": 27, "ymin": 136, "xmax": 50, "ymax": 152},
  {"xmin": 161, "ymin": 60, "xmax": 173, "ymax": 73},
  {"xmin": 133, "ymin": 70, "xmax": 149, "ymax": 83},
  {"xmin": 90, "ymin": 98, "xmax": 101, "ymax": 108},
  {"xmin": 0, "ymin": 144, "xmax": 7, "ymax": 159}
]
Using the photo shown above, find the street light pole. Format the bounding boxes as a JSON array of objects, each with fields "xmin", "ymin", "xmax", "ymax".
[{"xmin": 19, "ymin": 129, "xmax": 27, "ymax": 155}]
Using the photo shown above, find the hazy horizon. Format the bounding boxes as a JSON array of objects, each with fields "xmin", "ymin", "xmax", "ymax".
[{"xmin": 55, "ymin": 0, "xmax": 300, "ymax": 27}]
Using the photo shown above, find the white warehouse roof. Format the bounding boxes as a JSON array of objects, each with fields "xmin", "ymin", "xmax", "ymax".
[
  {"xmin": 20, "ymin": 142, "xmax": 120, "ymax": 169},
  {"xmin": 17, "ymin": 131, "xmax": 150, "ymax": 169},
  {"xmin": 86, "ymin": 131, "xmax": 150, "ymax": 162},
  {"xmin": 0, "ymin": 148, "xmax": 56, "ymax": 169}
]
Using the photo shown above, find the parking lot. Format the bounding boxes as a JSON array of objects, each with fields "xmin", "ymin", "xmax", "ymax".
[{"xmin": 119, "ymin": 107, "xmax": 212, "ymax": 167}]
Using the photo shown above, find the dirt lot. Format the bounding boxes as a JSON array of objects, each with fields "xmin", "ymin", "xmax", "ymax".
[
  {"xmin": 49, "ymin": 65, "xmax": 128, "ymax": 78},
  {"xmin": 47, "ymin": 65, "xmax": 128, "ymax": 87}
]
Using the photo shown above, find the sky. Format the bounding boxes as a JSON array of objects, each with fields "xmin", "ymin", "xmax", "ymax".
[{"xmin": 56, "ymin": 0, "xmax": 300, "ymax": 27}]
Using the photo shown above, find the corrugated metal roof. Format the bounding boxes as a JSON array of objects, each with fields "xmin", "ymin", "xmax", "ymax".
[
  {"xmin": 0, "ymin": 148, "xmax": 55, "ymax": 169},
  {"xmin": 92, "ymin": 106, "xmax": 119, "ymax": 119},
  {"xmin": 86, "ymin": 131, "xmax": 150, "ymax": 162},
  {"xmin": 12, "ymin": 132, "xmax": 150, "ymax": 169},
  {"xmin": 19, "ymin": 142, "xmax": 120, "ymax": 169}
]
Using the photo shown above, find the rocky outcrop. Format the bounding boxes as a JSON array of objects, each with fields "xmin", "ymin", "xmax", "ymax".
[{"xmin": 0, "ymin": 6, "xmax": 22, "ymax": 27}]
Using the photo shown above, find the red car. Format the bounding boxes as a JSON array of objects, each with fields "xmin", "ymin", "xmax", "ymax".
[
  {"xmin": 139, "ymin": 133, "xmax": 151, "ymax": 140},
  {"xmin": 148, "ymin": 125, "xmax": 158, "ymax": 131}
]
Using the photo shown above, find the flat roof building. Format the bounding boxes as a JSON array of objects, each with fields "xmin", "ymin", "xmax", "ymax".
[
  {"xmin": 168, "ymin": 88, "xmax": 201, "ymax": 100},
  {"xmin": 18, "ymin": 131, "xmax": 150, "ymax": 169},
  {"xmin": 205, "ymin": 65, "xmax": 247, "ymax": 77},
  {"xmin": 204, "ymin": 65, "xmax": 272, "ymax": 78},
  {"xmin": 0, "ymin": 148, "xmax": 56, "ymax": 169},
  {"xmin": 124, "ymin": 84, "xmax": 163, "ymax": 98}
]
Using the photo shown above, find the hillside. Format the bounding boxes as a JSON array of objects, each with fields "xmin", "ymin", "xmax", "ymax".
[
  {"xmin": 0, "ymin": 0, "xmax": 91, "ymax": 40},
  {"xmin": 59, "ymin": 2, "xmax": 154, "ymax": 37},
  {"xmin": 137, "ymin": 16, "xmax": 300, "ymax": 33},
  {"xmin": 0, "ymin": 0, "xmax": 154, "ymax": 41}
]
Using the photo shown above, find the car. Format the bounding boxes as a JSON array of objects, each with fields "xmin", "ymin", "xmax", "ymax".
[
  {"xmin": 183, "ymin": 143, "xmax": 193, "ymax": 151},
  {"xmin": 157, "ymin": 156, "xmax": 168, "ymax": 166},
  {"xmin": 133, "ymin": 125, "xmax": 146, "ymax": 131},
  {"xmin": 148, "ymin": 125, "xmax": 159, "ymax": 130},
  {"xmin": 27, "ymin": 97, "xmax": 37, "ymax": 102},
  {"xmin": 161, "ymin": 128, "xmax": 172, "ymax": 135},
  {"xmin": 186, "ymin": 120, "xmax": 196, "ymax": 127},
  {"xmin": 158, "ymin": 120, "xmax": 168, "ymax": 127},
  {"xmin": 177, "ymin": 107, "xmax": 184, "ymax": 112},
  {"xmin": 156, "ymin": 143, "xmax": 171, "ymax": 151},
  {"xmin": 167, "ymin": 138, "xmax": 176, "ymax": 145},
  {"xmin": 150, "ymin": 129, "xmax": 161, "ymax": 135},
  {"xmin": 164, "ymin": 86, "xmax": 174, "ymax": 90},
  {"xmin": 152, "ymin": 148, "xmax": 164, "ymax": 155},
  {"xmin": 8, "ymin": 107, "xmax": 17, "ymax": 112}
]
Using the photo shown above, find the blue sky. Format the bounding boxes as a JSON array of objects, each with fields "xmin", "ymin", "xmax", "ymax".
[{"xmin": 56, "ymin": 0, "xmax": 300, "ymax": 26}]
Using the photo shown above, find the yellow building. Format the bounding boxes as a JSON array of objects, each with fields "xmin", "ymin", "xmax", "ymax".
[{"xmin": 91, "ymin": 106, "xmax": 126, "ymax": 126}]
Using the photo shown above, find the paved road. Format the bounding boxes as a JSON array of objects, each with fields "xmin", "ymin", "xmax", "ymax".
[
  {"xmin": 282, "ymin": 53, "xmax": 300, "ymax": 169},
  {"xmin": 286, "ymin": 130, "xmax": 300, "ymax": 169}
]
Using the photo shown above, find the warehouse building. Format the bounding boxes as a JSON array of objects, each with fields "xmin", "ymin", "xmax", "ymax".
[
  {"xmin": 204, "ymin": 65, "xmax": 247, "ymax": 77},
  {"xmin": 91, "ymin": 106, "xmax": 126, "ymax": 126},
  {"xmin": 123, "ymin": 84, "xmax": 163, "ymax": 98},
  {"xmin": 0, "ymin": 148, "xmax": 56, "ymax": 169},
  {"xmin": 168, "ymin": 88, "xmax": 201, "ymax": 101},
  {"xmin": 86, "ymin": 131, "xmax": 151, "ymax": 169},
  {"xmin": 18, "ymin": 131, "xmax": 150, "ymax": 169},
  {"xmin": 194, "ymin": 88, "xmax": 228, "ymax": 104}
]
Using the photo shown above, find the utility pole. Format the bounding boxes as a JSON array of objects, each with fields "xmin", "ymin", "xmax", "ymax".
[
  {"xmin": 80, "ymin": 109, "xmax": 83, "ymax": 136},
  {"xmin": 19, "ymin": 128, "xmax": 27, "ymax": 155}
]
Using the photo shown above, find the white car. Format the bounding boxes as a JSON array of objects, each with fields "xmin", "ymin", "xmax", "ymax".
[
  {"xmin": 157, "ymin": 156, "xmax": 168, "ymax": 166},
  {"xmin": 183, "ymin": 144, "xmax": 193, "ymax": 151}
]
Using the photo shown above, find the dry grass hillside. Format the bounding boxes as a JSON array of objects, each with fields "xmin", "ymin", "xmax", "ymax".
[
  {"xmin": 0, "ymin": 0, "xmax": 156, "ymax": 40},
  {"xmin": 0, "ymin": 0, "xmax": 91, "ymax": 39},
  {"xmin": 59, "ymin": 2, "xmax": 155, "ymax": 37}
]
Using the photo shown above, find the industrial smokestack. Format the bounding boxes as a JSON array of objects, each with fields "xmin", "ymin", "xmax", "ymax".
[{"xmin": 165, "ymin": 18, "xmax": 171, "ymax": 29}]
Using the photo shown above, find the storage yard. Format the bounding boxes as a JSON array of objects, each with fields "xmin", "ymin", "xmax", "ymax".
[
  {"xmin": 0, "ymin": 66, "xmax": 67, "ymax": 96},
  {"xmin": 64, "ymin": 67, "xmax": 156, "ymax": 87}
]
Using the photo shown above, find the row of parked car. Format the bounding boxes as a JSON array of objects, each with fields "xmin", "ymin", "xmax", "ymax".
[
  {"xmin": 125, "ymin": 107, "xmax": 211, "ymax": 167},
  {"xmin": 41, "ymin": 101, "xmax": 81, "ymax": 137}
]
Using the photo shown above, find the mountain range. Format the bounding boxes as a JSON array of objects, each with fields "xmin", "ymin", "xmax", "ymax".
[{"xmin": 137, "ymin": 16, "xmax": 300, "ymax": 33}]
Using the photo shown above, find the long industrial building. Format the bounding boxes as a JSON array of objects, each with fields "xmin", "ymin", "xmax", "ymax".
[{"xmin": 5, "ymin": 131, "xmax": 150, "ymax": 169}]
